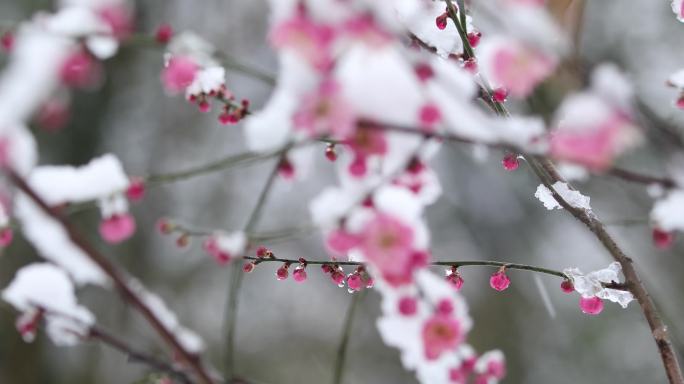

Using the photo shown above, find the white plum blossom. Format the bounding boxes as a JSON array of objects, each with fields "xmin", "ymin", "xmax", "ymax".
[
  {"xmin": 534, "ymin": 182, "xmax": 591, "ymax": 211},
  {"xmin": 45, "ymin": 5, "xmax": 118, "ymax": 59},
  {"xmin": 336, "ymin": 43, "xmax": 424, "ymax": 127},
  {"xmin": 672, "ymin": 0, "xmax": 684, "ymax": 23},
  {"xmin": 651, "ymin": 189, "xmax": 684, "ymax": 232},
  {"xmin": 185, "ymin": 66, "xmax": 226, "ymax": 98},
  {"xmin": 203, "ymin": 231, "xmax": 248, "ymax": 265},
  {"xmin": 243, "ymin": 52, "xmax": 318, "ymax": 152},
  {"xmin": 0, "ymin": 23, "xmax": 73, "ymax": 129},
  {"xmin": 167, "ymin": 31, "xmax": 218, "ymax": 67},
  {"xmin": 563, "ymin": 262, "xmax": 634, "ymax": 308},
  {"xmin": 214, "ymin": 231, "xmax": 248, "ymax": 258},
  {"xmin": 2, "ymin": 263, "xmax": 95, "ymax": 346},
  {"xmin": 668, "ymin": 69, "xmax": 684, "ymax": 90}
]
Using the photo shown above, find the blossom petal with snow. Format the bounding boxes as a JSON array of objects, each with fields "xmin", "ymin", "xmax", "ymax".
[
  {"xmin": 14, "ymin": 154, "xmax": 130, "ymax": 285},
  {"xmin": 651, "ymin": 190, "xmax": 684, "ymax": 232},
  {"xmin": 672, "ymin": 0, "xmax": 684, "ymax": 22},
  {"xmin": 563, "ymin": 262, "xmax": 634, "ymax": 308},
  {"xmin": 2, "ymin": 263, "xmax": 95, "ymax": 346}
]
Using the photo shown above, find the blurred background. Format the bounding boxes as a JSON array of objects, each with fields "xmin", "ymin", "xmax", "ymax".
[{"xmin": 1, "ymin": 0, "xmax": 684, "ymax": 383}]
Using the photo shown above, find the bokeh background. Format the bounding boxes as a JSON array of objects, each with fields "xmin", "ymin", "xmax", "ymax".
[{"xmin": 1, "ymin": 0, "xmax": 684, "ymax": 383}]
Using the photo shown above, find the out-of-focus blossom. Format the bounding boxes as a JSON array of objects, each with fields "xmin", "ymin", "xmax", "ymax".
[
  {"xmin": 2, "ymin": 263, "xmax": 94, "ymax": 346},
  {"xmin": 478, "ymin": 37, "xmax": 557, "ymax": 98},
  {"xmin": 292, "ymin": 79, "xmax": 356, "ymax": 138},
  {"xmin": 376, "ymin": 271, "xmax": 504, "ymax": 384},
  {"xmin": 161, "ymin": 56, "xmax": 198, "ymax": 94},
  {"xmin": 667, "ymin": 69, "xmax": 684, "ymax": 109},
  {"xmin": 269, "ymin": 6, "xmax": 336, "ymax": 71},
  {"xmin": 203, "ymin": 231, "xmax": 247, "ymax": 265},
  {"xmin": 185, "ymin": 66, "xmax": 225, "ymax": 98},
  {"xmin": 651, "ymin": 189, "xmax": 684, "ymax": 232},
  {"xmin": 549, "ymin": 64, "xmax": 641, "ymax": 171},
  {"xmin": 36, "ymin": 98, "xmax": 70, "ymax": 131},
  {"xmin": 672, "ymin": 0, "xmax": 684, "ymax": 22},
  {"xmin": 156, "ymin": 23, "xmax": 174, "ymax": 44}
]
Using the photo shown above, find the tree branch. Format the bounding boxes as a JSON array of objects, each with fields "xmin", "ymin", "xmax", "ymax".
[
  {"xmin": 332, "ymin": 292, "xmax": 364, "ymax": 384},
  {"xmin": 7, "ymin": 170, "xmax": 216, "ymax": 384},
  {"xmin": 444, "ymin": 10, "xmax": 684, "ymax": 382}
]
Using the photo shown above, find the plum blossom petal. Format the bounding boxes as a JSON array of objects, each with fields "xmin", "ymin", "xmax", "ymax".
[
  {"xmin": 563, "ymin": 262, "xmax": 634, "ymax": 308},
  {"xmin": 672, "ymin": 0, "xmax": 684, "ymax": 22},
  {"xmin": 185, "ymin": 66, "xmax": 225, "ymax": 98},
  {"xmin": 549, "ymin": 65, "xmax": 642, "ymax": 171},
  {"xmin": 651, "ymin": 190, "xmax": 684, "ymax": 232},
  {"xmin": 478, "ymin": 37, "xmax": 557, "ymax": 98},
  {"xmin": 2, "ymin": 263, "xmax": 95, "ymax": 346},
  {"xmin": 375, "ymin": 271, "xmax": 501, "ymax": 384}
]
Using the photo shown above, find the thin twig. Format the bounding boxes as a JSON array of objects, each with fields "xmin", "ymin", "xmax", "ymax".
[
  {"xmin": 607, "ymin": 167, "xmax": 676, "ymax": 189},
  {"xmin": 332, "ymin": 292, "xmax": 364, "ymax": 384},
  {"xmin": 224, "ymin": 152, "xmax": 287, "ymax": 380},
  {"xmin": 244, "ymin": 256, "xmax": 563, "ymax": 280},
  {"xmin": 88, "ymin": 326, "xmax": 193, "ymax": 384}
]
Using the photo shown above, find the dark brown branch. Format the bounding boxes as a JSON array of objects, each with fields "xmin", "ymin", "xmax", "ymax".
[
  {"xmin": 88, "ymin": 326, "xmax": 193, "ymax": 384},
  {"xmin": 439, "ymin": 11, "xmax": 684, "ymax": 382},
  {"xmin": 607, "ymin": 167, "xmax": 676, "ymax": 189},
  {"xmin": 530, "ymin": 157, "xmax": 684, "ymax": 384}
]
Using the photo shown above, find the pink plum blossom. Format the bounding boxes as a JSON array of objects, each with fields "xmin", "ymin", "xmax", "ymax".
[
  {"xmin": 203, "ymin": 232, "xmax": 246, "ymax": 265},
  {"xmin": 345, "ymin": 124, "xmax": 388, "ymax": 178},
  {"xmin": 673, "ymin": 0, "xmax": 684, "ymax": 22},
  {"xmin": 398, "ymin": 296, "xmax": 418, "ymax": 316},
  {"xmin": 475, "ymin": 351, "xmax": 507, "ymax": 383},
  {"xmin": 482, "ymin": 39, "xmax": 556, "ymax": 98},
  {"xmin": 99, "ymin": 213, "xmax": 136, "ymax": 244},
  {"xmin": 156, "ymin": 24, "xmax": 174, "ymax": 44},
  {"xmin": 60, "ymin": 51, "xmax": 100, "ymax": 88},
  {"xmin": 292, "ymin": 266, "xmax": 307, "ymax": 282},
  {"xmin": 579, "ymin": 296, "xmax": 604, "ymax": 315},
  {"xmin": 652, "ymin": 228, "xmax": 675, "ymax": 250},
  {"xmin": 269, "ymin": 8, "xmax": 336, "ymax": 71},
  {"xmin": 98, "ymin": 5, "xmax": 134, "ymax": 40},
  {"xmin": 126, "ymin": 177, "xmax": 145, "ymax": 202},
  {"xmin": 161, "ymin": 56, "xmax": 198, "ymax": 94},
  {"xmin": 358, "ymin": 213, "xmax": 427, "ymax": 286},
  {"xmin": 422, "ymin": 314, "xmax": 462, "ymax": 360},
  {"xmin": 0, "ymin": 227, "xmax": 13, "ymax": 247},
  {"xmin": 36, "ymin": 99, "xmax": 70, "ymax": 132},
  {"xmin": 342, "ymin": 13, "xmax": 392, "ymax": 47},
  {"xmin": 489, "ymin": 270, "xmax": 510, "ymax": 291},
  {"xmin": 550, "ymin": 111, "xmax": 638, "ymax": 172},
  {"xmin": 292, "ymin": 80, "xmax": 356, "ymax": 138},
  {"xmin": 1, "ymin": 31, "xmax": 13, "ymax": 52}
]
